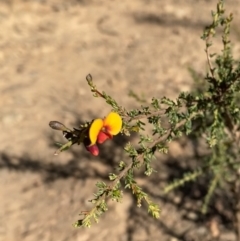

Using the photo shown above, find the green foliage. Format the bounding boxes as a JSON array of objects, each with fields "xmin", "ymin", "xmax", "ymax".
[{"xmin": 50, "ymin": 0, "xmax": 240, "ymax": 231}]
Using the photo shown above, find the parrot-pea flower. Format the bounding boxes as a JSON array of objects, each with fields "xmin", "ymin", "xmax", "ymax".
[{"xmin": 85, "ymin": 112, "xmax": 122, "ymax": 156}]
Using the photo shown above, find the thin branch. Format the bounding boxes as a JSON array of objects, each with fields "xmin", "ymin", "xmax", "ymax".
[
  {"xmin": 205, "ymin": 39, "xmax": 215, "ymax": 78},
  {"xmin": 122, "ymin": 110, "xmax": 166, "ymax": 122}
]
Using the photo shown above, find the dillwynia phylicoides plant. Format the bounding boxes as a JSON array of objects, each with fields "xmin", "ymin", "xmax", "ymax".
[{"xmin": 49, "ymin": 0, "xmax": 240, "ymax": 234}]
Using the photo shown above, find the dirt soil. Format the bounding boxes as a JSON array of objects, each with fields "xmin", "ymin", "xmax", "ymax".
[{"xmin": 1, "ymin": 0, "xmax": 240, "ymax": 241}]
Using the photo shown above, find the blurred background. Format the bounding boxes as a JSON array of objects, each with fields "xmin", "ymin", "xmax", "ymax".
[{"xmin": 1, "ymin": 0, "xmax": 240, "ymax": 240}]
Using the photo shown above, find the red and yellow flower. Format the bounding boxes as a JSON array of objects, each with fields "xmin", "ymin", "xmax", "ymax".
[{"xmin": 85, "ymin": 112, "xmax": 122, "ymax": 156}]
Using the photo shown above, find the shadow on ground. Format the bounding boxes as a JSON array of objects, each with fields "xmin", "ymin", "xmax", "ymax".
[{"xmin": 0, "ymin": 124, "xmax": 236, "ymax": 240}]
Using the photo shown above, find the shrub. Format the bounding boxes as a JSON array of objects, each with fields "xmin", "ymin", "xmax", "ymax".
[{"xmin": 49, "ymin": 0, "xmax": 240, "ymax": 237}]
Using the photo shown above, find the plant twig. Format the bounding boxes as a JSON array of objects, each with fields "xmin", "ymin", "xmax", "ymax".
[
  {"xmin": 205, "ymin": 39, "xmax": 215, "ymax": 78},
  {"xmin": 122, "ymin": 110, "xmax": 166, "ymax": 122}
]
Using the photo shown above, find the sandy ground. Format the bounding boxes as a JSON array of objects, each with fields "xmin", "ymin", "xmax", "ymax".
[{"xmin": 1, "ymin": 0, "xmax": 240, "ymax": 241}]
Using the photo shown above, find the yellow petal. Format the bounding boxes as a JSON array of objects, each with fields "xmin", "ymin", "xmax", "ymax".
[
  {"xmin": 89, "ymin": 119, "xmax": 103, "ymax": 144},
  {"xmin": 103, "ymin": 112, "xmax": 122, "ymax": 135}
]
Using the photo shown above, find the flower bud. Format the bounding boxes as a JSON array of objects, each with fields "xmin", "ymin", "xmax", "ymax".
[
  {"xmin": 85, "ymin": 144, "xmax": 99, "ymax": 156},
  {"xmin": 49, "ymin": 121, "xmax": 68, "ymax": 131}
]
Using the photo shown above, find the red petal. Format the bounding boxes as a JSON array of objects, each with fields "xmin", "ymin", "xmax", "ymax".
[{"xmin": 97, "ymin": 131, "xmax": 112, "ymax": 144}]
